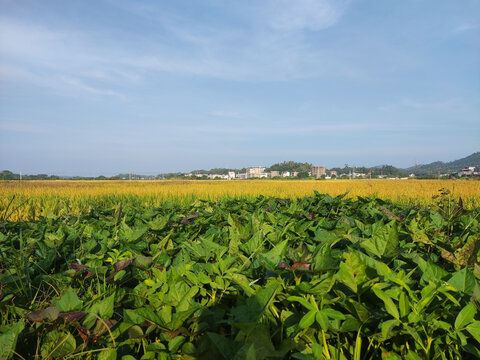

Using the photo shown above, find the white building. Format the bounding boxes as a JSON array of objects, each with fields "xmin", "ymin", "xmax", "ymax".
[
  {"xmin": 247, "ymin": 167, "xmax": 266, "ymax": 178},
  {"xmin": 208, "ymin": 174, "xmax": 227, "ymax": 179},
  {"xmin": 458, "ymin": 166, "xmax": 476, "ymax": 177}
]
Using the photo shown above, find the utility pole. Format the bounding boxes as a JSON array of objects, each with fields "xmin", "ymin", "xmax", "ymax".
[{"xmin": 20, "ymin": 171, "xmax": 22, "ymax": 180}]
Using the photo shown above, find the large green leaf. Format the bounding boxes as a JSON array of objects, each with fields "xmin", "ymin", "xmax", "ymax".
[
  {"xmin": 361, "ymin": 221, "xmax": 399, "ymax": 258},
  {"xmin": 466, "ymin": 321, "xmax": 480, "ymax": 343},
  {"xmin": 89, "ymin": 293, "xmax": 115, "ymax": 318},
  {"xmin": 260, "ymin": 239, "xmax": 288, "ymax": 269},
  {"xmin": 40, "ymin": 330, "xmax": 76, "ymax": 358},
  {"xmin": 55, "ymin": 287, "xmax": 83, "ymax": 312},
  {"xmin": 419, "ymin": 260, "xmax": 450, "ymax": 284},
  {"xmin": 336, "ymin": 251, "xmax": 368, "ymax": 293},
  {"xmin": 148, "ymin": 215, "xmax": 169, "ymax": 231},
  {"xmin": 240, "ymin": 231, "xmax": 265, "ymax": 255},
  {"xmin": 287, "ymin": 296, "xmax": 316, "ymax": 311},
  {"xmin": 373, "ymin": 288, "xmax": 399, "ymax": 320},
  {"xmin": 455, "ymin": 303, "xmax": 476, "ymax": 330},
  {"xmin": 232, "ymin": 281, "xmax": 280, "ymax": 326},
  {"xmin": 120, "ymin": 223, "xmax": 148, "ymax": 242},
  {"xmin": 83, "ymin": 293, "xmax": 115, "ymax": 328},
  {"xmin": 0, "ymin": 321, "xmax": 24, "ymax": 360},
  {"xmin": 124, "ymin": 307, "xmax": 163, "ymax": 326},
  {"xmin": 448, "ymin": 268, "xmax": 477, "ymax": 296},
  {"xmin": 299, "ymin": 310, "xmax": 316, "ymax": 328},
  {"xmin": 206, "ymin": 332, "xmax": 241, "ymax": 360}
]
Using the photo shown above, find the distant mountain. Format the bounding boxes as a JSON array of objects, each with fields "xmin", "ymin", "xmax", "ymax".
[{"xmin": 407, "ymin": 152, "xmax": 480, "ymax": 174}]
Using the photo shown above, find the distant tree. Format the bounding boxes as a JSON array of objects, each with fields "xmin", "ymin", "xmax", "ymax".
[
  {"xmin": 296, "ymin": 171, "xmax": 309, "ymax": 178},
  {"xmin": 0, "ymin": 170, "xmax": 16, "ymax": 180},
  {"xmin": 267, "ymin": 161, "xmax": 312, "ymax": 173},
  {"xmin": 355, "ymin": 166, "xmax": 369, "ymax": 174}
]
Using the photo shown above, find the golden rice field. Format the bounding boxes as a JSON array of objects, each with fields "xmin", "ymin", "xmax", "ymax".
[{"xmin": 1, "ymin": 179, "xmax": 479, "ymax": 221}]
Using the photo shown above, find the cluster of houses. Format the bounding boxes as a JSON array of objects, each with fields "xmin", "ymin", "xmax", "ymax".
[
  {"xmin": 186, "ymin": 166, "xmax": 328, "ymax": 180},
  {"xmin": 435, "ymin": 166, "xmax": 480, "ymax": 179},
  {"xmin": 124, "ymin": 165, "xmax": 479, "ymax": 181}
]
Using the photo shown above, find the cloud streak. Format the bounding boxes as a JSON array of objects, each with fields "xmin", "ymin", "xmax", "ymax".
[
  {"xmin": 0, "ymin": 121, "xmax": 48, "ymax": 133},
  {"xmin": 452, "ymin": 23, "xmax": 479, "ymax": 33},
  {"xmin": 377, "ymin": 98, "xmax": 465, "ymax": 112},
  {"xmin": 266, "ymin": 0, "xmax": 350, "ymax": 31},
  {"xmin": 209, "ymin": 111, "xmax": 241, "ymax": 119},
  {"xmin": 0, "ymin": 0, "xmax": 357, "ymax": 91},
  {"xmin": 162, "ymin": 120, "xmax": 427, "ymax": 138}
]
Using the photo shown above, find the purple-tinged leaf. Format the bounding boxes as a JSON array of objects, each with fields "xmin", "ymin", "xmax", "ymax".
[
  {"xmin": 59, "ymin": 312, "xmax": 87, "ymax": 323},
  {"xmin": 70, "ymin": 263, "xmax": 88, "ymax": 272},
  {"xmin": 291, "ymin": 261, "xmax": 311, "ymax": 271},
  {"xmin": 113, "ymin": 257, "xmax": 133, "ymax": 272}
]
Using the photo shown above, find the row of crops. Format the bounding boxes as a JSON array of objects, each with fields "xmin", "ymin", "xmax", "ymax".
[
  {"xmin": 1, "ymin": 191, "xmax": 480, "ymax": 359},
  {"xmin": 2, "ymin": 179, "xmax": 480, "ymax": 221}
]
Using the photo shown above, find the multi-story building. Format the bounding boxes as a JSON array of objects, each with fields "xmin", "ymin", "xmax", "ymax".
[
  {"xmin": 247, "ymin": 167, "xmax": 266, "ymax": 178},
  {"xmin": 270, "ymin": 171, "xmax": 280, "ymax": 177},
  {"xmin": 458, "ymin": 166, "xmax": 477, "ymax": 177},
  {"xmin": 311, "ymin": 165, "xmax": 326, "ymax": 179}
]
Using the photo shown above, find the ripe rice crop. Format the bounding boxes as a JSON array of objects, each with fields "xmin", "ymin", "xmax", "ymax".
[{"xmin": 1, "ymin": 179, "xmax": 479, "ymax": 221}]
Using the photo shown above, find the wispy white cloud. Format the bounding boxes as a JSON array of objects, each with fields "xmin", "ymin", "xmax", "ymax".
[
  {"xmin": 400, "ymin": 98, "xmax": 461, "ymax": 110},
  {"xmin": 163, "ymin": 120, "xmax": 423, "ymax": 138},
  {"xmin": 0, "ymin": 17, "xmax": 128, "ymax": 97},
  {"xmin": 0, "ymin": 0, "xmax": 358, "ymax": 91},
  {"xmin": 452, "ymin": 23, "xmax": 479, "ymax": 33},
  {"xmin": 61, "ymin": 76, "xmax": 124, "ymax": 98},
  {"xmin": 0, "ymin": 121, "xmax": 47, "ymax": 133},
  {"xmin": 377, "ymin": 98, "xmax": 464, "ymax": 112},
  {"xmin": 0, "ymin": 64, "xmax": 124, "ymax": 98},
  {"xmin": 266, "ymin": 0, "xmax": 351, "ymax": 31},
  {"xmin": 209, "ymin": 110, "xmax": 241, "ymax": 119},
  {"xmin": 112, "ymin": 1, "xmax": 351, "ymax": 80}
]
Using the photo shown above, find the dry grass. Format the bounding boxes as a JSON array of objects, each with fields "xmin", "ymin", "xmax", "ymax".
[{"xmin": 1, "ymin": 179, "xmax": 479, "ymax": 221}]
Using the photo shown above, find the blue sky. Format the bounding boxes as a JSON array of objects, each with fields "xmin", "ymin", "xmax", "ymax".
[{"xmin": 0, "ymin": 0, "xmax": 479, "ymax": 175}]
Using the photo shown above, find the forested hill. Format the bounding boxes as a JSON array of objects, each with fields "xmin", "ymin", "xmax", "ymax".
[
  {"xmin": 407, "ymin": 152, "xmax": 480, "ymax": 174},
  {"xmin": 266, "ymin": 161, "xmax": 312, "ymax": 173}
]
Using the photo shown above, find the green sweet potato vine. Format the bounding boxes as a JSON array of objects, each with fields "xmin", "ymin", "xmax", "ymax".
[{"xmin": 1, "ymin": 192, "xmax": 480, "ymax": 359}]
